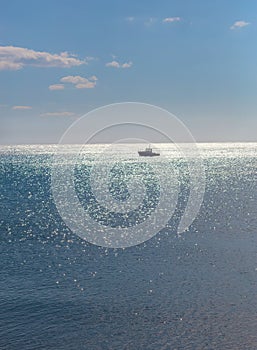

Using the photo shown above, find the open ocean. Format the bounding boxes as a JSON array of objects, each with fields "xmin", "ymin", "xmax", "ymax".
[{"xmin": 1, "ymin": 143, "xmax": 257, "ymax": 349}]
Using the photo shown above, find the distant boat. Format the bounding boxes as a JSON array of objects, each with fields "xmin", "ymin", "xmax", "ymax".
[{"xmin": 138, "ymin": 145, "xmax": 160, "ymax": 157}]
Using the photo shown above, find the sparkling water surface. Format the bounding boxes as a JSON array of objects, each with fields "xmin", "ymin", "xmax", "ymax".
[{"xmin": 1, "ymin": 143, "xmax": 257, "ymax": 349}]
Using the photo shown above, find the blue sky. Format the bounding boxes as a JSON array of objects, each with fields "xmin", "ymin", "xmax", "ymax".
[{"xmin": 0, "ymin": 0, "xmax": 257, "ymax": 143}]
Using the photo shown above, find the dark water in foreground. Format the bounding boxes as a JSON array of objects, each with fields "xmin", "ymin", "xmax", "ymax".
[{"xmin": 1, "ymin": 144, "xmax": 257, "ymax": 349}]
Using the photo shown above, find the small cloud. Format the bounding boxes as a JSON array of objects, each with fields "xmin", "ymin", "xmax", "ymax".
[
  {"xmin": 230, "ymin": 21, "xmax": 250, "ymax": 30},
  {"xmin": 60, "ymin": 75, "xmax": 97, "ymax": 89},
  {"xmin": 89, "ymin": 75, "xmax": 98, "ymax": 81},
  {"xmin": 144, "ymin": 17, "xmax": 157, "ymax": 27},
  {"xmin": 12, "ymin": 105, "xmax": 32, "ymax": 110},
  {"xmin": 48, "ymin": 84, "xmax": 65, "ymax": 90},
  {"xmin": 106, "ymin": 60, "xmax": 120, "ymax": 68},
  {"xmin": 126, "ymin": 17, "xmax": 135, "ymax": 22},
  {"xmin": 41, "ymin": 111, "xmax": 75, "ymax": 117},
  {"xmin": 106, "ymin": 60, "xmax": 133, "ymax": 69},
  {"xmin": 0, "ymin": 61, "xmax": 23, "ymax": 70},
  {"xmin": 163, "ymin": 17, "xmax": 181, "ymax": 23},
  {"xmin": 121, "ymin": 62, "xmax": 133, "ymax": 68},
  {"xmin": 0, "ymin": 45, "xmax": 87, "ymax": 71},
  {"xmin": 60, "ymin": 75, "xmax": 88, "ymax": 84},
  {"xmin": 85, "ymin": 56, "xmax": 97, "ymax": 62},
  {"xmin": 75, "ymin": 82, "xmax": 96, "ymax": 89}
]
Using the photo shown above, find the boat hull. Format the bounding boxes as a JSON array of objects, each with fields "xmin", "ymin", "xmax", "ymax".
[{"xmin": 138, "ymin": 151, "xmax": 160, "ymax": 157}]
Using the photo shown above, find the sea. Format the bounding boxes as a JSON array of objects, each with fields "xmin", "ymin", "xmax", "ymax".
[{"xmin": 1, "ymin": 143, "xmax": 257, "ymax": 349}]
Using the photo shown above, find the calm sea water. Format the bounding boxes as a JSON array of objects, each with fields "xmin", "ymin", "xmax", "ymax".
[{"xmin": 1, "ymin": 143, "xmax": 257, "ymax": 349}]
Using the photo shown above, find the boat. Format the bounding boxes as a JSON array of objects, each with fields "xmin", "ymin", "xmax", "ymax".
[{"xmin": 138, "ymin": 145, "xmax": 160, "ymax": 157}]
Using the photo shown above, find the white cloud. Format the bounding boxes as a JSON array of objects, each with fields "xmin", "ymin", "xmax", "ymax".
[
  {"xmin": 60, "ymin": 75, "xmax": 97, "ymax": 89},
  {"xmin": 106, "ymin": 60, "xmax": 133, "ymax": 69},
  {"xmin": 0, "ymin": 45, "xmax": 86, "ymax": 71},
  {"xmin": 0, "ymin": 61, "xmax": 23, "ymax": 70},
  {"xmin": 121, "ymin": 62, "xmax": 132, "ymax": 68},
  {"xmin": 75, "ymin": 82, "xmax": 96, "ymax": 89},
  {"xmin": 41, "ymin": 111, "xmax": 75, "ymax": 117},
  {"xmin": 106, "ymin": 60, "xmax": 120, "ymax": 68},
  {"xmin": 60, "ymin": 75, "xmax": 88, "ymax": 84},
  {"xmin": 48, "ymin": 84, "xmax": 65, "ymax": 91},
  {"xmin": 144, "ymin": 17, "xmax": 157, "ymax": 26},
  {"xmin": 230, "ymin": 21, "xmax": 250, "ymax": 30},
  {"xmin": 12, "ymin": 105, "xmax": 32, "ymax": 110},
  {"xmin": 85, "ymin": 56, "xmax": 97, "ymax": 62},
  {"xmin": 89, "ymin": 75, "xmax": 98, "ymax": 81},
  {"xmin": 163, "ymin": 17, "xmax": 181, "ymax": 23},
  {"xmin": 126, "ymin": 17, "xmax": 135, "ymax": 22}
]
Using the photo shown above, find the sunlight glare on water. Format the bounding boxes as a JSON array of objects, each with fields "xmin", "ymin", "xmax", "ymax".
[{"xmin": 1, "ymin": 143, "xmax": 257, "ymax": 349}]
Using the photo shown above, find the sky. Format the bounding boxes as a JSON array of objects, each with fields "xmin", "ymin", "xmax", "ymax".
[{"xmin": 0, "ymin": 0, "xmax": 257, "ymax": 144}]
